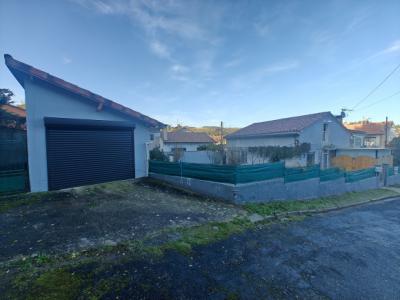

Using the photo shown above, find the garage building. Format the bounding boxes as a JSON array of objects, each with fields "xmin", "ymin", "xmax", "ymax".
[{"xmin": 5, "ymin": 54, "xmax": 165, "ymax": 192}]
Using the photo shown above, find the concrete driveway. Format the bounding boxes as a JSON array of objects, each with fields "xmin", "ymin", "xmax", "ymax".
[{"xmin": 94, "ymin": 197, "xmax": 400, "ymax": 299}]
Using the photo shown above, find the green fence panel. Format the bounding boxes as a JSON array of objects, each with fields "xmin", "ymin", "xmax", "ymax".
[
  {"xmin": 0, "ymin": 169, "xmax": 27, "ymax": 194},
  {"xmin": 0, "ymin": 129, "xmax": 28, "ymax": 171},
  {"xmin": 320, "ymin": 167, "xmax": 345, "ymax": 182},
  {"xmin": 235, "ymin": 162, "xmax": 284, "ymax": 183},
  {"xmin": 345, "ymin": 168, "xmax": 376, "ymax": 182},
  {"xmin": 284, "ymin": 165, "xmax": 320, "ymax": 182},
  {"xmin": 149, "ymin": 160, "xmax": 284, "ymax": 184},
  {"xmin": 149, "ymin": 160, "xmax": 182, "ymax": 176},
  {"xmin": 387, "ymin": 167, "xmax": 394, "ymax": 177},
  {"xmin": 181, "ymin": 162, "xmax": 237, "ymax": 183}
]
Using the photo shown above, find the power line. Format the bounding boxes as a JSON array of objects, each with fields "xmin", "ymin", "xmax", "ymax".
[
  {"xmin": 351, "ymin": 61, "xmax": 400, "ymax": 110},
  {"xmin": 356, "ymin": 89, "xmax": 400, "ymax": 111}
]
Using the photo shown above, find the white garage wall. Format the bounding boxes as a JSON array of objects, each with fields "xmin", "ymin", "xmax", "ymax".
[{"xmin": 24, "ymin": 80, "xmax": 152, "ymax": 192}]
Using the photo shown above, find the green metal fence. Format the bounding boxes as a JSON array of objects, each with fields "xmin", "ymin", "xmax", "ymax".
[
  {"xmin": 284, "ymin": 165, "xmax": 320, "ymax": 183},
  {"xmin": 149, "ymin": 160, "xmax": 284, "ymax": 184},
  {"xmin": 0, "ymin": 128, "xmax": 29, "ymax": 194},
  {"xmin": 320, "ymin": 167, "xmax": 344, "ymax": 182},
  {"xmin": 345, "ymin": 168, "xmax": 376, "ymax": 183},
  {"xmin": 0, "ymin": 169, "xmax": 28, "ymax": 194},
  {"xmin": 150, "ymin": 160, "xmax": 379, "ymax": 185},
  {"xmin": 387, "ymin": 166, "xmax": 394, "ymax": 177}
]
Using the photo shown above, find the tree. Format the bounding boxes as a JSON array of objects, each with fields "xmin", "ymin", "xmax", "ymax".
[
  {"xmin": 149, "ymin": 147, "xmax": 168, "ymax": 161},
  {"xmin": 0, "ymin": 88, "xmax": 15, "ymax": 105},
  {"xmin": 389, "ymin": 137, "xmax": 400, "ymax": 166}
]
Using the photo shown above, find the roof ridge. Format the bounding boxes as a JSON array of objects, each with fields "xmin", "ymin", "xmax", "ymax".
[
  {"xmin": 251, "ymin": 111, "xmax": 330, "ymax": 125},
  {"xmin": 4, "ymin": 54, "xmax": 165, "ymax": 128}
]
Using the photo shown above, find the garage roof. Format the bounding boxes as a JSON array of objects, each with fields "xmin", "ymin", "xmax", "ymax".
[{"xmin": 4, "ymin": 54, "xmax": 165, "ymax": 129}]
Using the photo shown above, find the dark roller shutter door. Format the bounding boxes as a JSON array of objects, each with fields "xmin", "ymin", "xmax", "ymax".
[{"xmin": 45, "ymin": 118, "xmax": 135, "ymax": 190}]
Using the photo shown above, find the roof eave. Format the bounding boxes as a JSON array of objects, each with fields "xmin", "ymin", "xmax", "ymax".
[
  {"xmin": 226, "ymin": 132, "xmax": 299, "ymax": 140},
  {"xmin": 4, "ymin": 54, "xmax": 166, "ymax": 129}
]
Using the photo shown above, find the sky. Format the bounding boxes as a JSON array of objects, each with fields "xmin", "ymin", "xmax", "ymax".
[{"xmin": 0, "ymin": 0, "xmax": 399, "ymax": 127}]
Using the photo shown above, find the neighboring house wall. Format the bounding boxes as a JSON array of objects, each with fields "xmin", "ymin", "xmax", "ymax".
[
  {"xmin": 180, "ymin": 151, "xmax": 213, "ymax": 164},
  {"xmin": 300, "ymin": 115, "xmax": 351, "ymax": 166},
  {"xmin": 25, "ymin": 81, "xmax": 152, "ymax": 192},
  {"xmin": 162, "ymin": 142, "xmax": 211, "ymax": 152}
]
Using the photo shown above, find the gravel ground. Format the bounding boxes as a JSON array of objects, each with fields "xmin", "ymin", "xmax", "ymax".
[{"xmin": 0, "ymin": 179, "xmax": 245, "ymax": 261}]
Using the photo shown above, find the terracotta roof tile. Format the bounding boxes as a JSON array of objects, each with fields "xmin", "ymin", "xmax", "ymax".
[
  {"xmin": 4, "ymin": 54, "xmax": 165, "ymax": 128},
  {"xmin": 226, "ymin": 112, "xmax": 335, "ymax": 138},
  {"xmin": 165, "ymin": 130, "xmax": 215, "ymax": 143},
  {"xmin": 345, "ymin": 122, "xmax": 392, "ymax": 135}
]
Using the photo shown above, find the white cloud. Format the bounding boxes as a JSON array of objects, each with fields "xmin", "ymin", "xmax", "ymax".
[
  {"xmin": 149, "ymin": 40, "xmax": 170, "ymax": 59},
  {"xmin": 262, "ymin": 61, "xmax": 300, "ymax": 74},
  {"xmin": 382, "ymin": 40, "xmax": 400, "ymax": 54},
  {"xmin": 170, "ymin": 64, "xmax": 190, "ymax": 81},
  {"xmin": 72, "ymin": 0, "xmax": 228, "ymax": 81},
  {"xmin": 62, "ymin": 56, "xmax": 72, "ymax": 64},
  {"xmin": 229, "ymin": 60, "xmax": 299, "ymax": 92}
]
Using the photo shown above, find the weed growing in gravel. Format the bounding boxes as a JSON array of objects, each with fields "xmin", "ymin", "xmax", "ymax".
[{"xmin": 244, "ymin": 189, "xmax": 399, "ymax": 216}]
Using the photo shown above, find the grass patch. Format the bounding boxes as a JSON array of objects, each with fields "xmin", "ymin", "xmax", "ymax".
[
  {"xmin": 28, "ymin": 268, "xmax": 82, "ymax": 300},
  {"xmin": 244, "ymin": 189, "xmax": 399, "ymax": 216},
  {"xmin": 79, "ymin": 180, "xmax": 136, "ymax": 196},
  {"xmin": 162, "ymin": 217, "xmax": 254, "ymax": 254},
  {"xmin": 0, "ymin": 192, "xmax": 57, "ymax": 213}
]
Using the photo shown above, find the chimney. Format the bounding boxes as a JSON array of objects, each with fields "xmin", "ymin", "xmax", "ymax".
[{"xmin": 162, "ymin": 128, "xmax": 168, "ymax": 141}]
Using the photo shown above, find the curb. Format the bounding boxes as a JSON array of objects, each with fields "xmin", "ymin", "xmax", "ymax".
[{"xmin": 253, "ymin": 194, "xmax": 400, "ymax": 223}]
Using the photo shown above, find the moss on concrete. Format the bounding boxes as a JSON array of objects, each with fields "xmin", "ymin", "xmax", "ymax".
[{"xmin": 244, "ymin": 188, "xmax": 399, "ymax": 216}]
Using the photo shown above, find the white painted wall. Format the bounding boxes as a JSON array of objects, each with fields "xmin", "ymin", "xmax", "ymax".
[
  {"xmin": 162, "ymin": 142, "xmax": 211, "ymax": 152},
  {"xmin": 24, "ymin": 81, "xmax": 152, "ymax": 192},
  {"xmin": 300, "ymin": 115, "xmax": 351, "ymax": 166}
]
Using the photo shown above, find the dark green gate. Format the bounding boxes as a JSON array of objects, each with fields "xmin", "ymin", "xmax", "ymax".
[{"xmin": 0, "ymin": 128, "xmax": 29, "ymax": 194}]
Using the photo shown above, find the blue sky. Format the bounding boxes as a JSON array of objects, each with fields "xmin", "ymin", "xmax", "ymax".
[{"xmin": 1, "ymin": 0, "xmax": 399, "ymax": 127}]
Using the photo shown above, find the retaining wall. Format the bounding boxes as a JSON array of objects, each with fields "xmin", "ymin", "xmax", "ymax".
[
  {"xmin": 150, "ymin": 173, "xmax": 234, "ymax": 201},
  {"xmin": 149, "ymin": 172, "xmax": 383, "ymax": 204},
  {"xmin": 388, "ymin": 174, "xmax": 400, "ymax": 186}
]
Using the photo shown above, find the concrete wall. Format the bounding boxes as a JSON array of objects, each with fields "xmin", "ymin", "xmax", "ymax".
[
  {"xmin": 180, "ymin": 151, "xmax": 213, "ymax": 164},
  {"xmin": 150, "ymin": 172, "xmax": 382, "ymax": 204},
  {"xmin": 345, "ymin": 176, "xmax": 380, "ymax": 192},
  {"xmin": 336, "ymin": 148, "xmax": 392, "ymax": 158},
  {"xmin": 388, "ymin": 174, "xmax": 400, "ymax": 186},
  {"xmin": 150, "ymin": 172, "xmax": 234, "ymax": 202},
  {"xmin": 25, "ymin": 80, "xmax": 152, "ymax": 192}
]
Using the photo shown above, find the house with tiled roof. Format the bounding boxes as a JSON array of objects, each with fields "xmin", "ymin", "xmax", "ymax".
[
  {"xmin": 0, "ymin": 103, "xmax": 26, "ymax": 129},
  {"xmin": 225, "ymin": 112, "xmax": 351, "ymax": 168},
  {"xmin": 345, "ymin": 120, "xmax": 396, "ymax": 148},
  {"xmin": 226, "ymin": 112, "xmax": 394, "ymax": 170},
  {"xmin": 161, "ymin": 128, "xmax": 215, "ymax": 153}
]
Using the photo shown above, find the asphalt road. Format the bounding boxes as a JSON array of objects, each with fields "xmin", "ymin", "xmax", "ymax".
[{"xmin": 104, "ymin": 197, "xmax": 400, "ymax": 299}]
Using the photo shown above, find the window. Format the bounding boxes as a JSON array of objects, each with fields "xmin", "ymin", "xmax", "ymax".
[
  {"xmin": 150, "ymin": 134, "xmax": 154, "ymax": 141},
  {"xmin": 171, "ymin": 147, "xmax": 186, "ymax": 152},
  {"xmin": 306, "ymin": 152, "xmax": 315, "ymax": 166},
  {"xmin": 322, "ymin": 123, "xmax": 328, "ymax": 142},
  {"xmin": 364, "ymin": 137, "xmax": 377, "ymax": 147}
]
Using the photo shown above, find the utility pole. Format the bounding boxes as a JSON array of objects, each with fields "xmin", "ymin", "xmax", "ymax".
[
  {"xmin": 385, "ymin": 116, "xmax": 388, "ymax": 147},
  {"xmin": 220, "ymin": 121, "xmax": 223, "ymax": 145}
]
